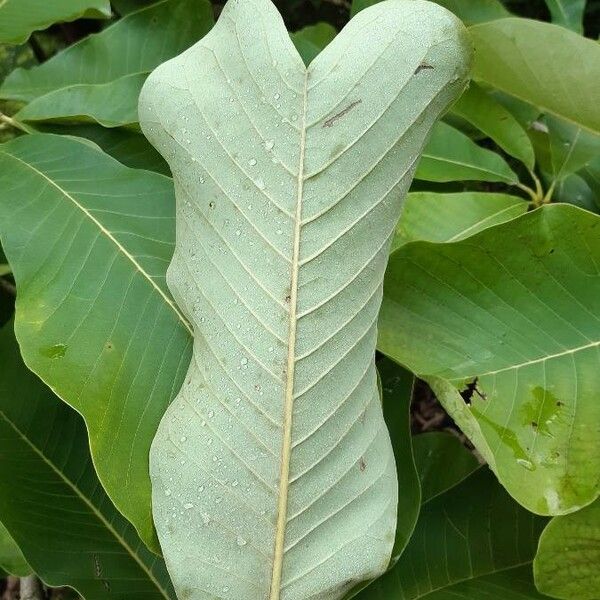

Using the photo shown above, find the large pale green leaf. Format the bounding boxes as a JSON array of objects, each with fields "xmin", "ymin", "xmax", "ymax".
[
  {"xmin": 0, "ymin": 522, "xmax": 30, "ymax": 577},
  {"xmin": 544, "ymin": 0, "xmax": 586, "ymax": 33},
  {"xmin": 534, "ymin": 498, "xmax": 600, "ymax": 599},
  {"xmin": 470, "ymin": 18, "xmax": 600, "ymax": 135},
  {"xmin": 138, "ymin": 0, "xmax": 472, "ymax": 596},
  {"xmin": 351, "ymin": 0, "xmax": 509, "ymax": 23},
  {"xmin": 291, "ymin": 23, "xmax": 337, "ymax": 66},
  {"xmin": 0, "ymin": 0, "xmax": 214, "ymax": 126},
  {"xmin": 415, "ymin": 121, "xmax": 519, "ymax": 183},
  {"xmin": 378, "ymin": 205, "xmax": 600, "ymax": 516},
  {"xmin": 0, "ymin": 134, "xmax": 193, "ymax": 552},
  {"xmin": 0, "ymin": 0, "xmax": 111, "ymax": 44},
  {"xmin": 0, "ymin": 322, "xmax": 175, "ymax": 598},
  {"xmin": 451, "ymin": 82, "xmax": 535, "ymax": 168},
  {"xmin": 391, "ymin": 191, "xmax": 528, "ymax": 251},
  {"xmin": 356, "ymin": 464, "xmax": 548, "ymax": 599}
]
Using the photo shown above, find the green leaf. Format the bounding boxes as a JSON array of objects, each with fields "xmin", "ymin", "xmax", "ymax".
[
  {"xmin": 138, "ymin": 0, "xmax": 472, "ymax": 596},
  {"xmin": 0, "ymin": 0, "xmax": 214, "ymax": 125},
  {"xmin": 0, "ymin": 322, "xmax": 175, "ymax": 598},
  {"xmin": 544, "ymin": 0, "xmax": 586, "ymax": 33},
  {"xmin": 0, "ymin": 264, "xmax": 10, "ymax": 277},
  {"xmin": 14, "ymin": 73, "xmax": 147, "ymax": 128},
  {"xmin": 0, "ymin": 0, "xmax": 111, "ymax": 45},
  {"xmin": 0, "ymin": 134, "xmax": 193, "ymax": 552},
  {"xmin": 34, "ymin": 123, "xmax": 170, "ymax": 174},
  {"xmin": 416, "ymin": 122, "xmax": 519, "ymax": 183},
  {"xmin": 291, "ymin": 23, "xmax": 337, "ymax": 66},
  {"xmin": 451, "ymin": 82, "xmax": 535, "ymax": 168},
  {"xmin": 552, "ymin": 172, "xmax": 599, "ymax": 213},
  {"xmin": 356, "ymin": 467, "xmax": 548, "ymax": 599},
  {"xmin": 391, "ymin": 191, "xmax": 528, "ymax": 251},
  {"xmin": 534, "ymin": 498, "xmax": 600, "ymax": 600},
  {"xmin": 379, "ymin": 359, "xmax": 420, "ymax": 562},
  {"xmin": 412, "ymin": 432, "xmax": 480, "ymax": 503},
  {"xmin": 470, "ymin": 18, "xmax": 600, "ymax": 135},
  {"xmin": 0, "ymin": 522, "xmax": 30, "ymax": 577},
  {"xmin": 351, "ymin": 0, "xmax": 509, "ymax": 24},
  {"xmin": 112, "ymin": 0, "xmax": 156, "ymax": 14},
  {"xmin": 379, "ymin": 205, "xmax": 600, "ymax": 516}
]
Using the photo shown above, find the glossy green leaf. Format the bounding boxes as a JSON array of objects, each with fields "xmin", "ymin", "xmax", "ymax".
[
  {"xmin": 34, "ymin": 123, "xmax": 170, "ymax": 174},
  {"xmin": 351, "ymin": 0, "xmax": 509, "ymax": 23},
  {"xmin": 451, "ymin": 82, "xmax": 535, "ymax": 168},
  {"xmin": 0, "ymin": 134, "xmax": 193, "ymax": 552},
  {"xmin": 291, "ymin": 23, "xmax": 337, "ymax": 66},
  {"xmin": 0, "ymin": 0, "xmax": 214, "ymax": 125},
  {"xmin": 552, "ymin": 172, "xmax": 599, "ymax": 213},
  {"xmin": 391, "ymin": 191, "xmax": 528, "ymax": 251},
  {"xmin": 379, "ymin": 359, "xmax": 420, "ymax": 562},
  {"xmin": 379, "ymin": 205, "xmax": 600, "ymax": 516},
  {"xmin": 15, "ymin": 73, "xmax": 147, "ymax": 128},
  {"xmin": 470, "ymin": 18, "xmax": 600, "ymax": 135},
  {"xmin": 416, "ymin": 122, "xmax": 519, "ymax": 183},
  {"xmin": 0, "ymin": 522, "xmax": 30, "ymax": 577},
  {"xmin": 356, "ymin": 467, "xmax": 548, "ymax": 599},
  {"xmin": 0, "ymin": 322, "xmax": 175, "ymax": 598},
  {"xmin": 412, "ymin": 432, "xmax": 479, "ymax": 503},
  {"xmin": 544, "ymin": 0, "xmax": 586, "ymax": 33},
  {"xmin": 0, "ymin": 0, "xmax": 111, "ymax": 44},
  {"xmin": 534, "ymin": 498, "xmax": 600, "ymax": 600},
  {"xmin": 139, "ymin": 0, "xmax": 472, "ymax": 596},
  {"xmin": 112, "ymin": 0, "xmax": 156, "ymax": 14}
]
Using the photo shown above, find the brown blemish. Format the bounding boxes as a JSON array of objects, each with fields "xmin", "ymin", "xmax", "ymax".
[
  {"xmin": 358, "ymin": 457, "xmax": 366, "ymax": 472},
  {"xmin": 414, "ymin": 63, "xmax": 434, "ymax": 75},
  {"xmin": 322, "ymin": 100, "xmax": 362, "ymax": 128}
]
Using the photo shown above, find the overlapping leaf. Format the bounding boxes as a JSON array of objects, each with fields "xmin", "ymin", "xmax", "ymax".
[
  {"xmin": 534, "ymin": 498, "xmax": 600, "ymax": 599},
  {"xmin": 356, "ymin": 440, "xmax": 548, "ymax": 599},
  {"xmin": 0, "ymin": 0, "xmax": 111, "ymax": 45},
  {"xmin": 0, "ymin": 522, "xmax": 30, "ymax": 577},
  {"xmin": 415, "ymin": 122, "xmax": 518, "ymax": 183},
  {"xmin": 0, "ymin": 322, "xmax": 175, "ymax": 598},
  {"xmin": 544, "ymin": 0, "xmax": 586, "ymax": 33},
  {"xmin": 138, "ymin": 0, "xmax": 472, "ymax": 596},
  {"xmin": 470, "ymin": 18, "xmax": 600, "ymax": 135},
  {"xmin": 379, "ymin": 205, "xmax": 600, "ymax": 516},
  {"xmin": 391, "ymin": 191, "xmax": 527, "ymax": 251},
  {"xmin": 0, "ymin": 133, "xmax": 192, "ymax": 551},
  {"xmin": 0, "ymin": 0, "xmax": 214, "ymax": 127},
  {"xmin": 291, "ymin": 23, "xmax": 337, "ymax": 66}
]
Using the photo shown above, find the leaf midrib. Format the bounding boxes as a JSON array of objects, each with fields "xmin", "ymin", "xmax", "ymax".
[
  {"xmin": 269, "ymin": 69, "xmax": 309, "ymax": 600},
  {"xmin": 0, "ymin": 147, "xmax": 193, "ymax": 335},
  {"xmin": 0, "ymin": 409, "xmax": 171, "ymax": 599}
]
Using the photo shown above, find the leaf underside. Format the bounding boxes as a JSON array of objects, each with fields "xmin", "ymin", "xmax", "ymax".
[{"xmin": 139, "ymin": 0, "xmax": 471, "ymax": 597}]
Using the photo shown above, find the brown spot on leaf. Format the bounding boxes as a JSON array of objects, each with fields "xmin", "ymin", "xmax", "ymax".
[
  {"xmin": 358, "ymin": 457, "xmax": 366, "ymax": 472},
  {"xmin": 322, "ymin": 100, "xmax": 362, "ymax": 128},
  {"xmin": 414, "ymin": 63, "xmax": 434, "ymax": 74}
]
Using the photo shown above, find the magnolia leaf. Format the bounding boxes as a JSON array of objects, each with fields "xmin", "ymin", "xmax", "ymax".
[
  {"xmin": 412, "ymin": 432, "xmax": 480, "ymax": 503},
  {"xmin": 0, "ymin": 0, "xmax": 111, "ymax": 45},
  {"xmin": 415, "ymin": 121, "xmax": 519, "ymax": 183},
  {"xmin": 138, "ymin": 0, "xmax": 472, "ymax": 597},
  {"xmin": 113, "ymin": 0, "xmax": 156, "ymax": 14},
  {"xmin": 470, "ymin": 18, "xmax": 600, "ymax": 136},
  {"xmin": 0, "ymin": 134, "xmax": 192, "ymax": 552},
  {"xmin": 291, "ymin": 23, "xmax": 337, "ymax": 66},
  {"xmin": 534, "ymin": 498, "xmax": 600, "ymax": 599},
  {"xmin": 34, "ymin": 123, "xmax": 170, "ymax": 174},
  {"xmin": 0, "ymin": 322, "xmax": 175, "ymax": 598},
  {"xmin": 379, "ymin": 205, "xmax": 600, "ymax": 516},
  {"xmin": 356, "ymin": 464, "xmax": 548, "ymax": 599},
  {"xmin": 451, "ymin": 82, "xmax": 535, "ymax": 168},
  {"xmin": 551, "ymin": 172, "xmax": 598, "ymax": 213},
  {"xmin": 351, "ymin": 0, "xmax": 509, "ymax": 23},
  {"xmin": 0, "ymin": 0, "xmax": 214, "ymax": 126},
  {"xmin": 544, "ymin": 0, "xmax": 586, "ymax": 33},
  {"xmin": 391, "ymin": 191, "xmax": 528, "ymax": 251},
  {"xmin": 0, "ymin": 522, "xmax": 30, "ymax": 577}
]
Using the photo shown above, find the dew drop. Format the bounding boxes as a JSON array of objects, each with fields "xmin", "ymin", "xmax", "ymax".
[
  {"xmin": 184, "ymin": 502, "xmax": 194, "ymax": 510},
  {"xmin": 248, "ymin": 158, "xmax": 257, "ymax": 166},
  {"xmin": 517, "ymin": 458, "xmax": 535, "ymax": 471},
  {"xmin": 180, "ymin": 436, "xmax": 187, "ymax": 443},
  {"xmin": 208, "ymin": 409, "xmax": 215, "ymax": 418},
  {"xmin": 264, "ymin": 140, "xmax": 274, "ymax": 151},
  {"xmin": 201, "ymin": 512, "xmax": 211, "ymax": 525},
  {"xmin": 240, "ymin": 357, "xmax": 248, "ymax": 366},
  {"xmin": 235, "ymin": 229, "xmax": 241, "ymax": 236},
  {"xmin": 255, "ymin": 178, "xmax": 265, "ymax": 190},
  {"xmin": 236, "ymin": 536, "xmax": 247, "ymax": 547},
  {"xmin": 274, "ymin": 93, "xmax": 280, "ymax": 100},
  {"xmin": 164, "ymin": 488, "xmax": 172, "ymax": 497}
]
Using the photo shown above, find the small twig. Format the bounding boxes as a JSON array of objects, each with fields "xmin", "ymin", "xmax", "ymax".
[
  {"xmin": 542, "ymin": 179, "xmax": 557, "ymax": 204},
  {"xmin": 19, "ymin": 576, "xmax": 44, "ymax": 600},
  {"xmin": 515, "ymin": 181, "xmax": 539, "ymax": 204}
]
